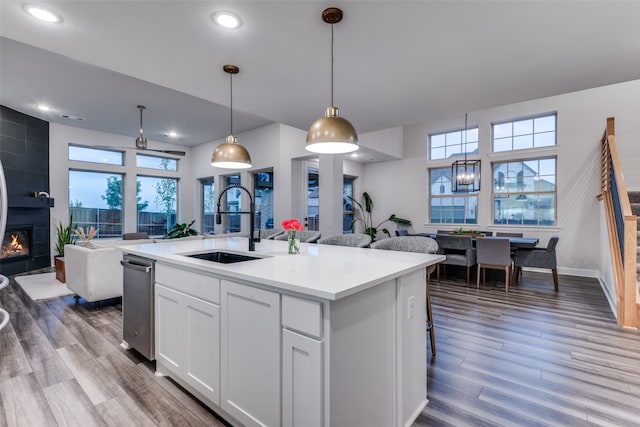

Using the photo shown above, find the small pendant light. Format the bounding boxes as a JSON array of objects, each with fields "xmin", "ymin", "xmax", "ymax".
[
  {"xmin": 306, "ymin": 7, "xmax": 359, "ymax": 154},
  {"xmin": 211, "ymin": 65, "xmax": 252, "ymax": 169}
]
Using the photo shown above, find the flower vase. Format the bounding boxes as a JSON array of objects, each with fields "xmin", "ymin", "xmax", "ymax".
[{"xmin": 287, "ymin": 230, "xmax": 300, "ymax": 254}]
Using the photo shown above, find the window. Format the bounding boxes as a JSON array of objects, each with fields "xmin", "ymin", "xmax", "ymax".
[
  {"xmin": 69, "ymin": 170, "xmax": 123, "ymax": 238},
  {"xmin": 136, "ymin": 154, "xmax": 178, "ymax": 171},
  {"xmin": 200, "ymin": 178, "xmax": 215, "ymax": 234},
  {"xmin": 254, "ymin": 171, "xmax": 274, "ymax": 230},
  {"xmin": 492, "ymin": 158, "xmax": 556, "ymax": 225},
  {"xmin": 224, "ymin": 175, "xmax": 241, "ymax": 233},
  {"xmin": 68, "ymin": 145, "xmax": 123, "ymax": 166},
  {"xmin": 493, "ymin": 113, "xmax": 556, "ymax": 152},
  {"xmin": 429, "ymin": 168, "xmax": 477, "ymax": 224},
  {"xmin": 343, "ymin": 176, "xmax": 355, "ymax": 233},
  {"xmin": 429, "ymin": 127, "xmax": 478, "ymax": 160},
  {"xmin": 307, "ymin": 167, "xmax": 319, "ymax": 231},
  {"xmin": 137, "ymin": 175, "xmax": 178, "ymax": 236}
]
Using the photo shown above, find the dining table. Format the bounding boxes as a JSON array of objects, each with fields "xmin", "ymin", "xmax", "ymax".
[{"xmin": 412, "ymin": 233, "xmax": 540, "ymax": 249}]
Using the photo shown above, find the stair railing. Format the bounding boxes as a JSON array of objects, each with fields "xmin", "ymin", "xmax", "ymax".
[{"xmin": 599, "ymin": 117, "xmax": 639, "ymax": 328}]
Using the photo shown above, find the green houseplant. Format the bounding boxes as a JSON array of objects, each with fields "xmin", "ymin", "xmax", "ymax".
[
  {"xmin": 348, "ymin": 192, "xmax": 412, "ymax": 242},
  {"xmin": 55, "ymin": 215, "xmax": 77, "ymax": 257},
  {"xmin": 167, "ymin": 220, "xmax": 198, "ymax": 239},
  {"xmin": 54, "ymin": 215, "xmax": 77, "ymax": 283}
]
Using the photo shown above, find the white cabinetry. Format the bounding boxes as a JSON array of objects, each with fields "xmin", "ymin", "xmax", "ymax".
[
  {"xmin": 155, "ymin": 283, "xmax": 220, "ymax": 404},
  {"xmin": 282, "ymin": 329, "xmax": 323, "ymax": 427},
  {"xmin": 221, "ymin": 280, "xmax": 281, "ymax": 427}
]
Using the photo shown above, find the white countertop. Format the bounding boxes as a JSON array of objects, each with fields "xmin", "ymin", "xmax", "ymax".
[{"xmin": 118, "ymin": 237, "xmax": 444, "ymax": 300}]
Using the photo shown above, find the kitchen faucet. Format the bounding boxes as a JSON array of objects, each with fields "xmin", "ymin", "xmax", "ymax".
[{"xmin": 216, "ymin": 184, "xmax": 259, "ymax": 251}]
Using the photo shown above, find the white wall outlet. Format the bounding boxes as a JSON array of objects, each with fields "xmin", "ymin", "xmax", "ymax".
[{"xmin": 408, "ymin": 296, "xmax": 415, "ymax": 319}]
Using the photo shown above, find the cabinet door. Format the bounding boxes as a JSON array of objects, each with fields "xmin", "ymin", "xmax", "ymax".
[
  {"xmin": 155, "ymin": 284, "xmax": 185, "ymax": 373},
  {"xmin": 282, "ymin": 329, "xmax": 323, "ymax": 427},
  {"xmin": 221, "ymin": 280, "xmax": 281, "ymax": 427},
  {"xmin": 185, "ymin": 296, "xmax": 220, "ymax": 404}
]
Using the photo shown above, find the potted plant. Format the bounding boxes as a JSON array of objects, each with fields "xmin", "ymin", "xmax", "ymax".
[
  {"xmin": 348, "ymin": 192, "xmax": 412, "ymax": 242},
  {"xmin": 167, "ymin": 220, "xmax": 198, "ymax": 239},
  {"xmin": 451, "ymin": 228, "xmax": 485, "ymax": 237},
  {"xmin": 54, "ymin": 215, "xmax": 77, "ymax": 283}
]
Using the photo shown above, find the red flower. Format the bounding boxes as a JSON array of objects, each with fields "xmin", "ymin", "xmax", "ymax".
[{"xmin": 281, "ymin": 218, "xmax": 303, "ymax": 231}]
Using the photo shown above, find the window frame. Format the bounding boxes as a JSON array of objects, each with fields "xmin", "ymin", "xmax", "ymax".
[
  {"xmin": 68, "ymin": 168, "xmax": 125, "ymax": 238},
  {"xmin": 491, "ymin": 112, "xmax": 557, "ymax": 153},
  {"xmin": 428, "ymin": 167, "xmax": 478, "ymax": 225},
  {"xmin": 491, "ymin": 156, "xmax": 557, "ymax": 226},
  {"xmin": 429, "ymin": 126, "xmax": 479, "ymax": 161},
  {"xmin": 136, "ymin": 174, "xmax": 180, "ymax": 236},
  {"xmin": 68, "ymin": 144, "xmax": 124, "ymax": 166}
]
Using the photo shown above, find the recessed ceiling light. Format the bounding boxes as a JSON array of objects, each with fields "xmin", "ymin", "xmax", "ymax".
[
  {"xmin": 23, "ymin": 4, "xmax": 63, "ymax": 23},
  {"xmin": 350, "ymin": 153, "xmax": 358, "ymax": 158},
  {"xmin": 211, "ymin": 11, "xmax": 241, "ymax": 29},
  {"xmin": 164, "ymin": 131, "xmax": 178, "ymax": 138},
  {"xmin": 37, "ymin": 104, "xmax": 51, "ymax": 111}
]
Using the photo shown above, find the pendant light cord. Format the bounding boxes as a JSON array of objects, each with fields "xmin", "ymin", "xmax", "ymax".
[
  {"xmin": 139, "ymin": 107, "xmax": 144, "ymax": 137},
  {"xmin": 463, "ymin": 112, "xmax": 467, "ymax": 162},
  {"xmin": 330, "ymin": 23, "xmax": 334, "ymax": 107},
  {"xmin": 229, "ymin": 72, "xmax": 234, "ymax": 135}
]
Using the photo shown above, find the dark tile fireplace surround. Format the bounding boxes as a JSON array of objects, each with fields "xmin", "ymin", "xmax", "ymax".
[{"xmin": 1, "ymin": 105, "xmax": 52, "ymax": 276}]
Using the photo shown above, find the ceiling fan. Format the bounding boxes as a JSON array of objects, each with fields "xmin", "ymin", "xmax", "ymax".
[{"xmin": 133, "ymin": 105, "xmax": 186, "ymax": 156}]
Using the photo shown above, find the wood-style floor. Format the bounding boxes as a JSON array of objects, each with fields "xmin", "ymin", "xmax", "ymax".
[{"xmin": 1, "ymin": 268, "xmax": 639, "ymax": 426}]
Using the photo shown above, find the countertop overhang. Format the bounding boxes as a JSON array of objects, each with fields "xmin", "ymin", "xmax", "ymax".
[{"xmin": 118, "ymin": 237, "xmax": 444, "ymax": 301}]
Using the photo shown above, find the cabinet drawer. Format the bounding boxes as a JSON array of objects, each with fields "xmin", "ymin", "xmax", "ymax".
[
  {"xmin": 156, "ymin": 264, "xmax": 220, "ymax": 304},
  {"xmin": 282, "ymin": 295, "xmax": 322, "ymax": 338}
]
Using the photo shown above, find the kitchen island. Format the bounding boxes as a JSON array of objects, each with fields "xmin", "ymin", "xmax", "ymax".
[{"xmin": 119, "ymin": 236, "xmax": 444, "ymax": 427}]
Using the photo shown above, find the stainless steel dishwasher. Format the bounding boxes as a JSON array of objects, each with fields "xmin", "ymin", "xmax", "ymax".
[{"xmin": 121, "ymin": 254, "xmax": 155, "ymax": 360}]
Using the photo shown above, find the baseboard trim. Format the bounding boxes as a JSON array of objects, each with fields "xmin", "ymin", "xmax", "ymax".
[
  {"xmin": 597, "ymin": 273, "xmax": 618, "ymax": 320},
  {"xmin": 522, "ymin": 266, "xmax": 599, "ymax": 278}
]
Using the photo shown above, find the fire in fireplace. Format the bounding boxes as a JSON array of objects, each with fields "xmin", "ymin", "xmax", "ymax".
[{"xmin": 1, "ymin": 227, "xmax": 32, "ymax": 262}]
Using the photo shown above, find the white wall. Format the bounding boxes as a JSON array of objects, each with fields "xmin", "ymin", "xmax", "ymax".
[
  {"xmin": 362, "ymin": 79, "xmax": 640, "ymax": 276},
  {"xmin": 49, "ymin": 123, "xmax": 195, "ymax": 262}
]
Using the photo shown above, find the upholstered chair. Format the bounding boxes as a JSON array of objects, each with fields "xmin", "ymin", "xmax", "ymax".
[
  {"xmin": 495, "ymin": 232, "xmax": 524, "ymax": 238},
  {"xmin": 123, "ymin": 232, "xmax": 149, "ymax": 240},
  {"xmin": 434, "ymin": 234, "xmax": 476, "ymax": 285},
  {"xmin": 476, "ymin": 237, "xmax": 512, "ymax": 293},
  {"xmin": 274, "ymin": 230, "xmax": 321, "ymax": 243},
  {"xmin": 513, "ymin": 236, "xmax": 560, "ymax": 291},
  {"xmin": 258, "ymin": 229, "xmax": 284, "ymax": 240},
  {"xmin": 371, "ymin": 236, "xmax": 439, "ymax": 355},
  {"xmin": 317, "ymin": 233, "xmax": 371, "ymax": 248}
]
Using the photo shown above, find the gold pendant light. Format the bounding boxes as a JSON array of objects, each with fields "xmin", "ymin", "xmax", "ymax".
[
  {"xmin": 211, "ymin": 64, "xmax": 252, "ymax": 169},
  {"xmin": 306, "ymin": 7, "xmax": 359, "ymax": 154}
]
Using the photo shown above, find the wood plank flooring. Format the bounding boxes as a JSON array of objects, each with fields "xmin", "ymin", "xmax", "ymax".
[
  {"xmin": 1, "ymin": 268, "xmax": 640, "ymax": 426},
  {"xmin": 418, "ymin": 271, "xmax": 640, "ymax": 427}
]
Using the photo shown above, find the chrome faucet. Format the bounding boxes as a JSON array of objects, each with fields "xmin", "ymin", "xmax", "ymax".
[{"xmin": 216, "ymin": 184, "xmax": 259, "ymax": 251}]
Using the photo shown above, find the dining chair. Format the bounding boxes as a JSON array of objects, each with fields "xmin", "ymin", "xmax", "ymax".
[
  {"xmin": 513, "ymin": 236, "xmax": 560, "ymax": 291},
  {"xmin": 496, "ymin": 232, "xmax": 524, "ymax": 238},
  {"xmin": 370, "ymin": 236, "xmax": 439, "ymax": 355},
  {"xmin": 475, "ymin": 237, "xmax": 512, "ymax": 293},
  {"xmin": 317, "ymin": 233, "xmax": 371, "ymax": 248},
  {"xmin": 434, "ymin": 234, "xmax": 476, "ymax": 286},
  {"xmin": 274, "ymin": 230, "xmax": 322, "ymax": 243}
]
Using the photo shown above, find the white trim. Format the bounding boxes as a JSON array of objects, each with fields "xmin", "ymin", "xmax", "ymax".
[{"xmin": 597, "ymin": 273, "xmax": 618, "ymax": 320}]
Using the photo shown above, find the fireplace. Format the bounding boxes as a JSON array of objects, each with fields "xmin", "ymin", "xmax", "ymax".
[{"xmin": 1, "ymin": 225, "xmax": 33, "ymax": 263}]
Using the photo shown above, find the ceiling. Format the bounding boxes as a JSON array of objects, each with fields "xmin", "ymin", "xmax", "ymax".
[{"xmin": 2, "ymin": 1, "xmax": 640, "ymax": 159}]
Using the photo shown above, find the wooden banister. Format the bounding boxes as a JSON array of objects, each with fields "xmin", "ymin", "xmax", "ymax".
[{"xmin": 600, "ymin": 117, "xmax": 640, "ymax": 328}]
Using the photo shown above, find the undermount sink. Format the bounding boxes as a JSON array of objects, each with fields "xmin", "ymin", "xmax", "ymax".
[{"xmin": 186, "ymin": 251, "xmax": 261, "ymax": 264}]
